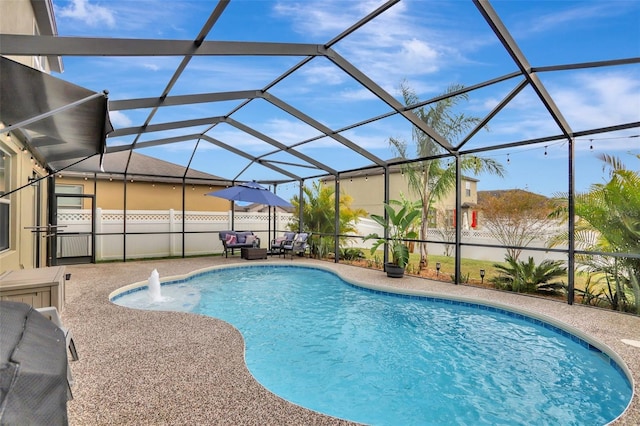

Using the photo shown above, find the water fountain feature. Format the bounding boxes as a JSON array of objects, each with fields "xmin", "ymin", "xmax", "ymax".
[{"xmin": 147, "ymin": 269, "xmax": 163, "ymax": 302}]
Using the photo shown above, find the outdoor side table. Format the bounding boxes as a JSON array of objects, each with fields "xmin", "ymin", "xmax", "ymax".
[{"xmin": 241, "ymin": 248, "xmax": 268, "ymax": 260}]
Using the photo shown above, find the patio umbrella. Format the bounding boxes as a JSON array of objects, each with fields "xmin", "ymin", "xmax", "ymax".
[
  {"xmin": 206, "ymin": 182, "xmax": 293, "ymax": 251},
  {"xmin": 206, "ymin": 181, "xmax": 292, "ymax": 207}
]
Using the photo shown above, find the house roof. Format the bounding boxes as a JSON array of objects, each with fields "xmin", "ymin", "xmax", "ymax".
[
  {"xmin": 59, "ymin": 151, "xmax": 227, "ymax": 184},
  {"xmin": 321, "ymin": 162, "xmax": 479, "ymax": 183},
  {"xmin": 477, "ymin": 189, "xmax": 549, "ymax": 205}
]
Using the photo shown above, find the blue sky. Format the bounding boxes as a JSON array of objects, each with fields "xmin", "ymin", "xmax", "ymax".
[{"xmin": 51, "ymin": 0, "xmax": 640, "ymax": 199}]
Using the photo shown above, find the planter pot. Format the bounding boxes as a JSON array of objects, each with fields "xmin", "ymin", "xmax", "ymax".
[{"xmin": 384, "ymin": 263, "xmax": 405, "ymax": 278}]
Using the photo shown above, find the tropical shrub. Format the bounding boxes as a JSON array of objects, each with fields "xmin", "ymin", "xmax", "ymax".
[
  {"xmin": 490, "ymin": 255, "xmax": 567, "ymax": 294},
  {"xmin": 364, "ymin": 201, "xmax": 420, "ymax": 269},
  {"xmin": 289, "ymin": 181, "xmax": 367, "ymax": 258},
  {"xmin": 550, "ymin": 153, "xmax": 640, "ymax": 313}
]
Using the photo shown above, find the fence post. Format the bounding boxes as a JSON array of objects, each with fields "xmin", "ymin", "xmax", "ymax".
[
  {"xmin": 95, "ymin": 207, "xmax": 103, "ymax": 261},
  {"xmin": 169, "ymin": 209, "xmax": 177, "ymax": 257}
]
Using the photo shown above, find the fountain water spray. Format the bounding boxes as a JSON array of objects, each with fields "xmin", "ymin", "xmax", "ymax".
[{"xmin": 148, "ymin": 269, "xmax": 163, "ymax": 302}]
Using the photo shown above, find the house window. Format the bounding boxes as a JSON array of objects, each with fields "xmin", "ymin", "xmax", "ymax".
[
  {"xmin": 0, "ymin": 150, "xmax": 9, "ymax": 251},
  {"xmin": 56, "ymin": 184, "xmax": 83, "ymax": 209},
  {"xmin": 465, "ymin": 181, "xmax": 471, "ymax": 197},
  {"xmin": 445, "ymin": 209, "xmax": 456, "ymax": 228},
  {"xmin": 427, "ymin": 208, "xmax": 437, "ymax": 228}
]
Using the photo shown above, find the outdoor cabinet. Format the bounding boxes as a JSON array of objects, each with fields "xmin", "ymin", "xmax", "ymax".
[{"xmin": 0, "ymin": 266, "xmax": 66, "ymax": 311}]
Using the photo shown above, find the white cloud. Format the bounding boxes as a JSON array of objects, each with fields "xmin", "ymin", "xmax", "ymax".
[
  {"xmin": 525, "ymin": 3, "xmax": 623, "ymax": 35},
  {"xmin": 300, "ymin": 63, "xmax": 346, "ymax": 85},
  {"xmin": 261, "ymin": 118, "xmax": 323, "ymax": 144},
  {"xmin": 554, "ymin": 72, "xmax": 640, "ymax": 130},
  {"xmin": 56, "ymin": 0, "xmax": 116, "ymax": 28},
  {"xmin": 108, "ymin": 111, "xmax": 132, "ymax": 128},
  {"xmin": 143, "ymin": 63, "xmax": 160, "ymax": 72}
]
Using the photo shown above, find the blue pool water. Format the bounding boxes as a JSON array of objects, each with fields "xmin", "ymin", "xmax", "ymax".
[{"xmin": 112, "ymin": 265, "xmax": 632, "ymax": 425}]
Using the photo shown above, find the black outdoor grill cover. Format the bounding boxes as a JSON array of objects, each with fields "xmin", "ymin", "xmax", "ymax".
[{"xmin": 0, "ymin": 301, "xmax": 69, "ymax": 425}]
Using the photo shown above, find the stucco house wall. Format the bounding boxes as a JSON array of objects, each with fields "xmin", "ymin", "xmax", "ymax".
[
  {"xmin": 55, "ymin": 176, "xmax": 230, "ymax": 211},
  {"xmin": 1, "ymin": 0, "xmax": 59, "ymax": 273},
  {"xmin": 322, "ymin": 168, "xmax": 479, "ymax": 228}
]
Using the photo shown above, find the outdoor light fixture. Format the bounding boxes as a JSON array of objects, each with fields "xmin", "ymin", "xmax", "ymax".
[
  {"xmin": 480, "ymin": 269, "xmax": 485, "ymax": 284},
  {"xmin": 436, "ymin": 262, "xmax": 441, "ymax": 277}
]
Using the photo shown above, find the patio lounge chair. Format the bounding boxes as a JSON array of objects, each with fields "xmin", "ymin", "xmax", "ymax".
[
  {"xmin": 270, "ymin": 231, "xmax": 296, "ymax": 256},
  {"xmin": 282, "ymin": 232, "xmax": 311, "ymax": 258}
]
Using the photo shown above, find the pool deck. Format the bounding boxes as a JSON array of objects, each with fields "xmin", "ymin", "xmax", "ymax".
[{"xmin": 63, "ymin": 257, "xmax": 639, "ymax": 425}]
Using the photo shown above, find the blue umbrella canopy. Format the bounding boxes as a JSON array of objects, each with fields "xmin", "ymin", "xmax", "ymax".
[{"xmin": 206, "ymin": 181, "xmax": 292, "ymax": 207}]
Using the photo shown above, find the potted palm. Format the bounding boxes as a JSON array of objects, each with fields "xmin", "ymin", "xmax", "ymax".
[{"xmin": 365, "ymin": 201, "xmax": 420, "ymax": 278}]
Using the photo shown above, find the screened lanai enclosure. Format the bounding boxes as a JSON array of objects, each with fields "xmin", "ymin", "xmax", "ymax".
[{"xmin": 1, "ymin": 0, "xmax": 639, "ymax": 314}]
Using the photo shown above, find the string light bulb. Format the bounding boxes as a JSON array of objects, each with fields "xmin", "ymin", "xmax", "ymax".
[
  {"xmin": 589, "ymin": 139, "xmax": 594, "ymax": 150},
  {"xmin": 507, "ymin": 153, "xmax": 510, "ymax": 164},
  {"xmin": 544, "ymin": 146, "xmax": 548, "ymax": 156}
]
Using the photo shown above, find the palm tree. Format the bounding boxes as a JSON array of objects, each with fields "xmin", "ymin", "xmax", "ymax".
[
  {"xmin": 290, "ymin": 181, "xmax": 367, "ymax": 257},
  {"xmin": 491, "ymin": 255, "xmax": 567, "ymax": 294},
  {"xmin": 550, "ymin": 153, "xmax": 640, "ymax": 313},
  {"xmin": 390, "ymin": 80, "xmax": 505, "ymax": 268}
]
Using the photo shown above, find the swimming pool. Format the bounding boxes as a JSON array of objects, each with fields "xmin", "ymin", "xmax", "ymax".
[{"xmin": 111, "ymin": 265, "xmax": 632, "ymax": 425}]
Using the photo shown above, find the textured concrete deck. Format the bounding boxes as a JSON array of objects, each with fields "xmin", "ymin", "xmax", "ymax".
[{"xmin": 63, "ymin": 257, "xmax": 639, "ymax": 425}]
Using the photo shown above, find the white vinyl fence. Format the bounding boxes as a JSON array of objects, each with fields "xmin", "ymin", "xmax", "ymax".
[
  {"xmin": 352, "ymin": 218, "xmax": 567, "ymax": 263},
  {"xmin": 57, "ymin": 209, "xmax": 293, "ymax": 261},
  {"xmin": 57, "ymin": 210, "xmax": 566, "ymax": 263}
]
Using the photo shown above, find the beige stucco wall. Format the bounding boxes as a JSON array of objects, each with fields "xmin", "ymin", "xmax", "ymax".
[
  {"xmin": 326, "ymin": 171, "xmax": 478, "ymax": 217},
  {"xmin": 55, "ymin": 177, "xmax": 231, "ymax": 211},
  {"xmin": 0, "ymin": 0, "xmax": 56, "ymax": 273},
  {"xmin": 1, "ymin": 0, "xmax": 53, "ymax": 72},
  {"xmin": 0, "ymin": 132, "xmax": 49, "ymax": 273}
]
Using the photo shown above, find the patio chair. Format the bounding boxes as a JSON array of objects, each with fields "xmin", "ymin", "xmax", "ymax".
[
  {"xmin": 270, "ymin": 231, "xmax": 296, "ymax": 256},
  {"xmin": 36, "ymin": 306, "xmax": 79, "ymax": 389},
  {"xmin": 282, "ymin": 232, "xmax": 311, "ymax": 258}
]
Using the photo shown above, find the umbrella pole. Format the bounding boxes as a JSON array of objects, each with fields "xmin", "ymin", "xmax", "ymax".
[
  {"xmin": 268, "ymin": 205, "xmax": 271, "ymax": 253},
  {"xmin": 231, "ymin": 201, "xmax": 235, "ymax": 230}
]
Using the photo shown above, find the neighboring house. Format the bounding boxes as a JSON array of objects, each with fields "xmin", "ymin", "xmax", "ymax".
[
  {"xmin": 1, "ymin": 0, "xmax": 62, "ymax": 272},
  {"xmin": 322, "ymin": 164, "xmax": 480, "ymax": 229},
  {"xmin": 56, "ymin": 151, "xmax": 231, "ymax": 211}
]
